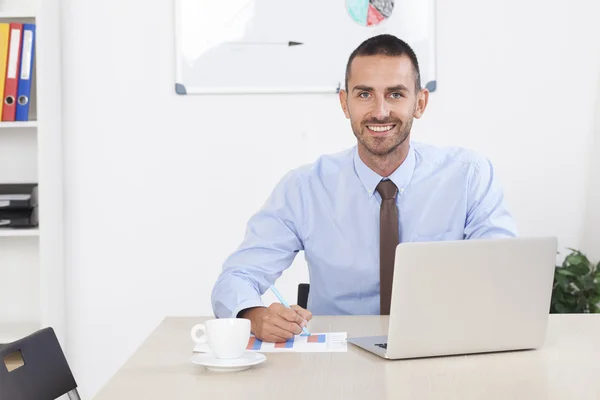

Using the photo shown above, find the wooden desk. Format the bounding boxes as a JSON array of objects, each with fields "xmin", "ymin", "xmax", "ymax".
[{"xmin": 94, "ymin": 315, "xmax": 600, "ymax": 400}]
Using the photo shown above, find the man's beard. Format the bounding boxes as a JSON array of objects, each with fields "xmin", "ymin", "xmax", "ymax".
[{"xmin": 352, "ymin": 116, "xmax": 413, "ymax": 157}]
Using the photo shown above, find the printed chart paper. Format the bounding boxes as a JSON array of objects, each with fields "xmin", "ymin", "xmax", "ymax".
[{"xmin": 193, "ymin": 332, "xmax": 347, "ymax": 353}]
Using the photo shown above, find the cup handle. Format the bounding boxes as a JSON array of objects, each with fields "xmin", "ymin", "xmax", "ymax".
[{"xmin": 190, "ymin": 324, "xmax": 207, "ymax": 344}]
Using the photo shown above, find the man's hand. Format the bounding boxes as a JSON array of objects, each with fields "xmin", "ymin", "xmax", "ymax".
[{"xmin": 241, "ymin": 303, "xmax": 313, "ymax": 342}]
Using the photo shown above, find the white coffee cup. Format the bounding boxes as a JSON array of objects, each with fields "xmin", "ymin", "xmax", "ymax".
[{"xmin": 191, "ymin": 318, "xmax": 251, "ymax": 359}]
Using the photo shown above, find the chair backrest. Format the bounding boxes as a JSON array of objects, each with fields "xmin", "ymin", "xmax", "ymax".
[
  {"xmin": 297, "ymin": 283, "xmax": 310, "ymax": 309},
  {"xmin": 0, "ymin": 327, "xmax": 79, "ymax": 400}
]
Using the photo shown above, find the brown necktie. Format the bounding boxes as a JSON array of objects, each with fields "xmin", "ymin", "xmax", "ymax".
[{"xmin": 376, "ymin": 180, "xmax": 399, "ymax": 315}]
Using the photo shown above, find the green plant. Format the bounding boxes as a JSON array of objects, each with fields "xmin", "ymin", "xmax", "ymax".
[{"xmin": 551, "ymin": 248, "xmax": 600, "ymax": 313}]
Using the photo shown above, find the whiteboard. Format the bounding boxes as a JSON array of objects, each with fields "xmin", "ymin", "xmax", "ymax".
[{"xmin": 174, "ymin": 0, "xmax": 437, "ymax": 95}]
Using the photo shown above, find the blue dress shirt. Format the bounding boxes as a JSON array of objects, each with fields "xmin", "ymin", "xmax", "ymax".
[{"xmin": 211, "ymin": 141, "xmax": 518, "ymax": 318}]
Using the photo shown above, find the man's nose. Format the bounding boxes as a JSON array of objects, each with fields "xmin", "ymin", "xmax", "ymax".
[{"xmin": 372, "ymin": 97, "xmax": 391, "ymax": 120}]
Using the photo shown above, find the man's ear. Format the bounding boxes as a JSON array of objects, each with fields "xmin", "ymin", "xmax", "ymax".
[
  {"xmin": 339, "ymin": 89, "xmax": 350, "ymax": 119},
  {"xmin": 413, "ymin": 88, "xmax": 429, "ymax": 119}
]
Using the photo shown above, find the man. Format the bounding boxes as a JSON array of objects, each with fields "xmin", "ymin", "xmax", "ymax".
[{"xmin": 211, "ymin": 34, "xmax": 518, "ymax": 343}]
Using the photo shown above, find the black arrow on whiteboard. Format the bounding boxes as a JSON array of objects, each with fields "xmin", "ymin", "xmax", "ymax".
[{"xmin": 226, "ymin": 41, "xmax": 304, "ymax": 47}]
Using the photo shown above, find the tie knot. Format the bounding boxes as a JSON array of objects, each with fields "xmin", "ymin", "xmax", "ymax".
[{"xmin": 376, "ymin": 180, "xmax": 398, "ymax": 200}]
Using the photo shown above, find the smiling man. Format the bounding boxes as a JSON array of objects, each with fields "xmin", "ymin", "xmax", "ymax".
[{"xmin": 211, "ymin": 34, "xmax": 518, "ymax": 342}]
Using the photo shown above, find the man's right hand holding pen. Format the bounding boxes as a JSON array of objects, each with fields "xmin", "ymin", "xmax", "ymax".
[{"xmin": 239, "ymin": 304, "xmax": 312, "ymax": 343}]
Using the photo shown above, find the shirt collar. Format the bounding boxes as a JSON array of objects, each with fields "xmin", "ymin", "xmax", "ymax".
[{"xmin": 353, "ymin": 143, "xmax": 416, "ymax": 198}]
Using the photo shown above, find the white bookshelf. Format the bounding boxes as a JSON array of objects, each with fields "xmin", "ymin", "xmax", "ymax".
[
  {"xmin": 0, "ymin": 228, "xmax": 39, "ymax": 237},
  {"xmin": 0, "ymin": 120, "xmax": 37, "ymax": 128},
  {"xmin": 0, "ymin": 0, "xmax": 64, "ymax": 347},
  {"xmin": 0, "ymin": 12, "xmax": 36, "ymax": 19}
]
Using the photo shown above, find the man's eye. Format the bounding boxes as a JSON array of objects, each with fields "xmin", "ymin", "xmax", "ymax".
[
  {"xmin": 390, "ymin": 92, "xmax": 403, "ymax": 99},
  {"xmin": 359, "ymin": 92, "xmax": 371, "ymax": 98}
]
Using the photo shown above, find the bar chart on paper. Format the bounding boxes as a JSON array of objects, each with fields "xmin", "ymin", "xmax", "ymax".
[
  {"xmin": 193, "ymin": 333, "xmax": 347, "ymax": 353},
  {"xmin": 247, "ymin": 333, "xmax": 347, "ymax": 352}
]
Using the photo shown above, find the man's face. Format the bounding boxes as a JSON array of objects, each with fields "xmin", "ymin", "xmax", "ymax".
[{"xmin": 340, "ymin": 55, "xmax": 427, "ymax": 157}]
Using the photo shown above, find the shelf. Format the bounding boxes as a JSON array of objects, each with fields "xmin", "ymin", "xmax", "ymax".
[
  {"xmin": 0, "ymin": 121, "xmax": 37, "ymax": 129},
  {"xmin": 0, "ymin": 0, "xmax": 66, "ymax": 348},
  {"xmin": 0, "ymin": 228, "xmax": 39, "ymax": 237},
  {"xmin": 0, "ymin": 321, "xmax": 39, "ymax": 344},
  {"xmin": 0, "ymin": 11, "xmax": 36, "ymax": 19}
]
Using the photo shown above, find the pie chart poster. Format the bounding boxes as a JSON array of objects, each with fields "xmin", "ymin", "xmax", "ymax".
[{"xmin": 175, "ymin": 0, "xmax": 436, "ymax": 94}]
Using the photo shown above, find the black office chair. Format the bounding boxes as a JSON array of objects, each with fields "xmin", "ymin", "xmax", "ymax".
[
  {"xmin": 0, "ymin": 327, "xmax": 80, "ymax": 400},
  {"xmin": 297, "ymin": 283, "xmax": 310, "ymax": 309}
]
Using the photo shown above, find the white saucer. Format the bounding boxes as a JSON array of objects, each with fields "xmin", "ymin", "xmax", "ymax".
[{"xmin": 190, "ymin": 351, "xmax": 266, "ymax": 372}]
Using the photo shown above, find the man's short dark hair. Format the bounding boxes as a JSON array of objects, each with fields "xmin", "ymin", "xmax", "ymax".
[{"xmin": 344, "ymin": 34, "xmax": 422, "ymax": 93}]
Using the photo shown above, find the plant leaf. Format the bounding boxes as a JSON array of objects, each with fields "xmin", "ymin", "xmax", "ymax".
[
  {"xmin": 566, "ymin": 253, "xmax": 584, "ymax": 266},
  {"xmin": 555, "ymin": 274, "xmax": 570, "ymax": 289},
  {"xmin": 583, "ymin": 279, "xmax": 597, "ymax": 291},
  {"xmin": 589, "ymin": 296, "xmax": 600, "ymax": 308},
  {"xmin": 568, "ymin": 263, "xmax": 590, "ymax": 276},
  {"xmin": 557, "ymin": 268, "xmax": 576, "ymax": 277},
  {"xmin": 571, "ymin": 278, "xmax": 583, "ymax": 291}
]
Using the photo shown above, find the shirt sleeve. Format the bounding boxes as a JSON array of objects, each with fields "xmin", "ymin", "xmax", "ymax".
[
  {"xmin": 464, "ymin": 156, "xmax": 519, "ymax": 239},
  {"xmin": 211, "ymin": 170, "xmax": 306, "ymax": 318}
]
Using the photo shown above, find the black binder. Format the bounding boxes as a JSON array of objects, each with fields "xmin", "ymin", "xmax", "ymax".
[
  {"xmin": 0, "ymin": 183, "xmax": 38, "ymax": 210},
  {"xmin": 0, "ymin": 184, "xmax": 38, "ymax": 227},
  {"xmin": 0, "ymin": 208, "xmax": 39, "ymax": 227}
]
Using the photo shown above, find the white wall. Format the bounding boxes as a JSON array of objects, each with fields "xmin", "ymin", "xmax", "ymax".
[
  {"xmin": 581, "ymin": 73, "xmax": 600, "ymax": 263},
  {"xmin": 60, "ymin": 0, "xmax": 600, "ymax": 397}
]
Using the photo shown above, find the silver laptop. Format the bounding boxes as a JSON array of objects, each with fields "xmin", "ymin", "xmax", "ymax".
[{"xmin": 347, "ymin": 236, "xmax": 558, "ymax": 359}]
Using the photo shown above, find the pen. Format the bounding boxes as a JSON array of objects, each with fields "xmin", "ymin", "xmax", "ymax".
[{"xmin": 269, "ymin": 284, "xmax": 311, "ymax": 336}]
